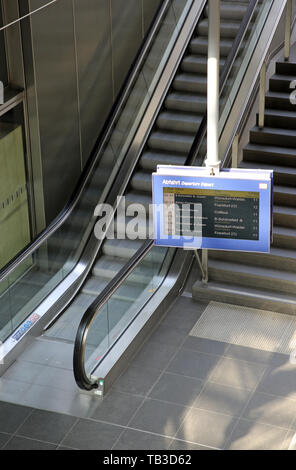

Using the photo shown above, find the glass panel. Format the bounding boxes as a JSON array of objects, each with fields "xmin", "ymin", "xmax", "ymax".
[
  {"xmin": 0, "ymin": 0, "xmax": 194, "ymax": 342},
  {"xmin": 219, "ymin": 0, "xmax": 273, "ymax": 130},
  {"xmin": 84, "ymin": 245, "xmax": 173, "ymax": 379}
]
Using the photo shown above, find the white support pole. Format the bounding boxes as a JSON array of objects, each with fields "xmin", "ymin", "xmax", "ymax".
[{"xmin": 206, "ymin": 0, "xmax": 221, "ymax": 175}]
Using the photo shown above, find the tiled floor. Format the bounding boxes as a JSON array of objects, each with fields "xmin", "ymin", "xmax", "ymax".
[{"xmin": 1, "ymin": 295, "xmax": 296, "ymax": 450}]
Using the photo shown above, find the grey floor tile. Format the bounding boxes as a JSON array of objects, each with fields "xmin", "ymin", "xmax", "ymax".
[
  {"xmin": 149, "ymin": 323, "xmax": 188, "ymax": 348},
  {"xmin": 0, "ymin": 378, "xmax": 32, "ymax": 405},
  {"xmin": 3, "ymin": 436, "xmax": 57, "ymax": 450},
  {"xmin": 257, "ymin": 363, "xmax": 296, "ymax": 400},
  {"xmin": 20, "ymin": 338, "xmax": 73, "ymax": 370},
  {"xmin": 114, "ymin": 429, "xmax": 172, "ymax": 450},
  {"xmin": 169, "ymin": 439, "xmax": 213, "ymax": 451},
  {"xmin": 183, "ymin": 337, "xmax": 229, "ymax": 356},
  {"xmin": 113, "ymin": 365, "xmax": 162, "ymax": 396},
  {"xmin": 0, "ymin": 401, "xmax": 33, "ymax": 434},
  {"xmin": 194, "ymin": 382, "xmax": 251, "ymax": 417},
  {"xmin": 62, "ymin": 419, "xmax": 122, "ymax": 450},
  {"xmin": 226, "ymin": 418, "xmax": 291, "ymax": 450},
  {"xmin": 0, "ymin": 433, "xmax": 11, "ymax": 449},
  {"xmin": 210, "ymin": 357, "xmax": 267, "ymax": 391},
  {"xmin": 130, "ymin": 341, "xmax": 177, "ymax": 371},
  {"xmin": 242, "ymin": 391, "xmax": 296, "ymax": 430},
  {"xmin": 4, "ymin": 360, "xmax": 77, "ymax": 393},
  {"xmin": 225, "ymin": 344, "xmax": 276, "ymax": 365},
  {"xmin": 177, "ymin": 408, "xmax": 238, "ymax": 449},
  {"xmin": 129, "ymin": 399, "xmax": 188, "ymax": 438},
  {"xmin": 17, "ymin": 409, "xmax": 77, "ymax": 444},
  {"xmin": 161, "ymin": 298, "xmax": 206, "ymax": 333},
  {"xmin": 283, "ymin": 431, "xmax": 296, "ymax": 450},
  {"xmin": 57, "ymin": 445, "xmax": 79, "ymax": 450},
  {"xmin": 149, "ymin": 373, "xmax": 203, "ymax": 407},
  {"xmin": 167, "ymin": 348, "xmax": 220, "ymax": 381},
  {"xmin": 4, "ymin": 381, "xmax": 100, "ymax": 419},
  {"xmin": 90, "ymin": 391, "xmax": 144, "ymax": 426}
]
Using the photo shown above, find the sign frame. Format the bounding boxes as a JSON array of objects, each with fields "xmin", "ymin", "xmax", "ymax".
[{"xmin": 152, "ymin": 166, "xmax": 273, "ymax": 253}]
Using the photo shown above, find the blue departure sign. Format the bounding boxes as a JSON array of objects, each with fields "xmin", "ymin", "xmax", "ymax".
[{"xmin": 152, "ymin": 166, "xmax": 273, "ymax": 253}]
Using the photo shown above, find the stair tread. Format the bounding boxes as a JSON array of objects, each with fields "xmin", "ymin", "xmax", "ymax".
[
  {"xmin": 211, "ymin": 245, "xmax": 296, "ymax": 261},
  {"xmin": 208, "ymin": 258, "xmax": 296, "ymax": 282},
  {"xmin": 240, "ymin": 160, "xmax": 296, "ymax": 175},
  {"xmin": 166, "ymin": 92, "xmax": 207, "ymax": 103},
  {"xmin": 193, "ymin": 280, "xmax": 296, "ymax": 304},
  {"xmin": 244, "ymin": 142, "xmax": 296, "ymax": 156},
  {"xmin": 273, "ymin": 204, "xmax": 296, "ymax": 216},
  {"xmin": 175, "ymin": 73, "xmax": 207, "ymax": 83},
  {"xmin": 264, "ymin": 108, "xmax": 296, "ymax": 118},
  {"xmin": 158, "ymin": 111, "xmax": 203, "ymax": 123},
  {"xmin": 274, "ymin": 185, "xmax": 296, "ymax": 195},
  {"xmin": 271, "ymin": 73, "xmax": 296, "ymax": 82},
  {"xmin": 251, "ymin": 126, "xmax": 296, "ymax": 137},
  {"xmin": 273, "ymin": 225, "xmax": 296, "ymax": 237},
  {"xmin": 149, "ymin": 131, "xmax": 195, "ymax": 141}
]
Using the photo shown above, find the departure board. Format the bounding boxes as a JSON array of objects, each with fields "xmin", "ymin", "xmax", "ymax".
[
  {"xmin": 153, "ymin": 166, "xmax": 273, "ymax": 253},
  {"xmin": 163, "ymin": 188, "xmax": 260, "ymax": 241}
]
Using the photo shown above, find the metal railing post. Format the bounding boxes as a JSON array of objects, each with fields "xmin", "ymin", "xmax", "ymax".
[
  {"xmin": 258, "ymin": 62, "xmax": 267, "ymax": 129},
  {"xmin": 285, "ymin": 0, "xmax": 292, "ymax": 61},
  {"xmin": 202, "ymin": 249, "xmax": 209, "ymax": 284},
  {"xmin": 232, "ymin": 134, "xmax": 239, "ymax": 169}
]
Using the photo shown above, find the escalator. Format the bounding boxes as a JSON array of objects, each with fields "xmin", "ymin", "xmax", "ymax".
[{"xmin": 0, "ymin": 0, "xmax": 285, "ymax": 403}]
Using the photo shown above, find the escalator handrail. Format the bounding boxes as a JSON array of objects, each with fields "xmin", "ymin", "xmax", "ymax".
[
  {"xmin": 0, "ymin": 0, "xmax": 170, "ymax": 284},
  {"xmin": 73, "ymin": 0, "xmax": 260, "ymax": 391}
]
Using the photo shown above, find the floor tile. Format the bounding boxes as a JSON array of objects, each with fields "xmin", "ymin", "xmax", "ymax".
[
  {"xmin": 169, "ymin": 439, "xmax": 213, "ymax": 451},
  {"xmin": 129, "ymin": 399, "xmax": 188, "ymax": 437},
  {"xmin": 161, "ymin": 298, "xmax": 206, "ymax": 333},
  {"xmin": 3, "ymin": 436, "xmax": 57, "ymax": 450},
  {"xmin": 62, "ymin": 419, "xmax": 122, "ymax": 450},
  {"xmin": 90, "ymin": 391, "xmax": 144, "ymax": 426},
  {"xmin": 177, "ymin": 408, "xmax": 238, "ymax": 449},
  {"xmin": 149, "ymin": 373, "xmax": 203, "ymax": 407},
  {"xmin": 283, "ymin": 431, "xmax": 296, "ymax": 450},
  {"xmin": 114, "ymin": 429, "xmax": 172, "ymax": 450},
  {"xmin": 0, "ymin": 401, "xmax": 33, "ymax": 434},
  {"xmin": 243, "ymin": 391, "xmax": 296, "ymax": 430},
  {"xmin": 167, "ymin": 348, "xmax": 220, "ymax": 380},
  {"xmin": 113, "ymin": 365, "xmax": 162, "ymax": 396},
  {"xmin": 0, "ymin": 433, "xmax": 11, "ymax": 449},
  {"xmin": 210, "ymin": 357, "xmax": 266, "ymax": 391},
  {"xmin": 226, "ymin": 418, "xmax": 291, "ymax": 450},
  {"xmin": 130, "ymin": 341, "xmax": 177, "ymax": 371},
  {"xmin": 257, "ymin": 363, "xmax": 296, "ymax": 400},
  {"xmin": 194, "ymin": 382, "xmax": 251, "ymax": 417},
  {"xmin": 183, "ymin": 337, "xmax": 229, "ymax": 355},
  {"xmin": 17, "ymin": 409, "xmax": 77, "ymax": 444},
  {"xmin": 149, "ymin": 323, "xmax": 187, "ymax": 347},
  {"xmin": 225, "ymin": 344, "xmax": 276, "ymax": 364}
]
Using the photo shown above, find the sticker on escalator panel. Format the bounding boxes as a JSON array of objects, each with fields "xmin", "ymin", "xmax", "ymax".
[{"xmin": 12, "ymin": 314, "xmax": 41, "ymax": 342}]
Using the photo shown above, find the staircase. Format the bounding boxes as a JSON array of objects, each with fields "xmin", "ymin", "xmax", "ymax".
[
  {"xmin": 193, "ymin": 58, "xmax": 296, "ymax": 315},
  {"xmin": 45, "ymin": 0, "xmax": 254, "ymax": 341}
]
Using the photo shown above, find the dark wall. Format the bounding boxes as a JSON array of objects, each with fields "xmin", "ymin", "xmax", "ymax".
[{"xmin": 24, "ymin": 0, "xmax": 162, "ymax": 225}]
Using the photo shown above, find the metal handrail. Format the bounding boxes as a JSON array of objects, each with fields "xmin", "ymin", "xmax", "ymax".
[
  {"xmin": 0, "ymin": 0, "xmax": 170, "ymax": 284},
  {"xmin": 73, "ymin": 0, "xmax": 261, "ymax": 391}
]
